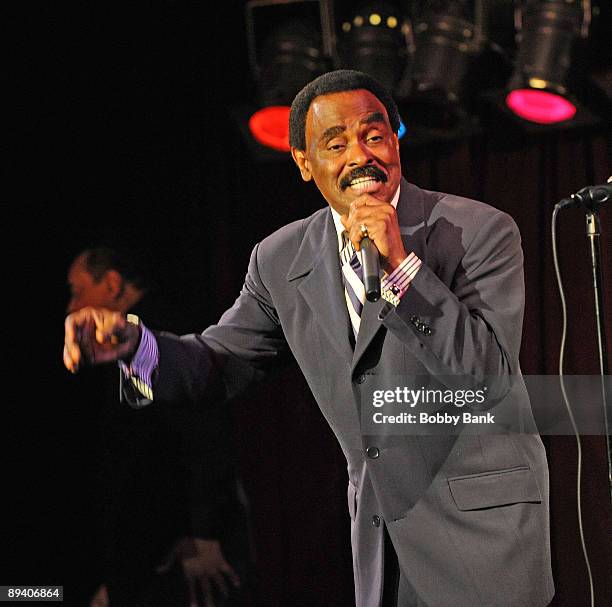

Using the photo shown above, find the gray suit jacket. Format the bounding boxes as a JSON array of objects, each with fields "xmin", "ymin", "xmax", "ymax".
[{"xmin": 153, "ymin": 179, "xmax": 554, "ymax": 607}]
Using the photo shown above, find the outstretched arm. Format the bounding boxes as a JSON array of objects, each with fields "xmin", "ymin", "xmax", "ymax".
[{"xmin": 64, "ymin": 243, "xmax": 289, "ymax": 406}]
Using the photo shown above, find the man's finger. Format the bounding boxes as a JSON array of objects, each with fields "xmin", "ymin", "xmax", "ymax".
[
  {"xmin": 185, "ymin": 573, "xmax": 199, "ymax": 607},
  {"xmin": 199, "ymin": 577, "xmax": 212, "ymax": 607},
  {"xmin": 90, "ymin": 309, "xmax": 119, "ymax": 343},
  {"xmin": 220, "ymin": 560, "xmax": 240, "ymax": 588},
  {"xmin": 64, "ymin": 309, "xmax": 97, "ymax": 368},
  {"xmin": 63, "ymin": 343, "xmax": 80, "ymax": 372},
  {"xmin": 64, "ymin": 314, "xmax": 77, "ymax": 346},
  {"xmin": 348, "ymin": 218, "xmax": 384, "ymax": 251},
  {"xmin": 64, "ymin": 315, "xmax": 83, "ymax": 371}
]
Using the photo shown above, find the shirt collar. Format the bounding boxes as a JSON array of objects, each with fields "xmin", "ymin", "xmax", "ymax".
[{"xmin": 330, "ymin": 184, "xmax": 401, "ymax": 251}]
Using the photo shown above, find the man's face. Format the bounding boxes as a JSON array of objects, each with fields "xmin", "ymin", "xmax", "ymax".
[
  {"xmin": 291, "ymin": 89, "xmax": 401, "ymax": 216},
  {"xmin": 66, "ymin": 255, "xmax": 115, "ymax": 314}
]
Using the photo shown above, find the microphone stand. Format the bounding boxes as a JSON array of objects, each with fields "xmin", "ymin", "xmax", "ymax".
[{"xmin": 585, "ymin": 209, "xmax": 612, "ymax": 503}]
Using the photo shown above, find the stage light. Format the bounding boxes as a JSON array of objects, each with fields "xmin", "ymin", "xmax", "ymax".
[
  {"xmin": 256, "ymin": 19, "xmax": 327, "ymax": 108},
  {"xmin": 393, "ymin": 1, "xmax": 485, "ymax": 146},
  {"xmin": 248, "ymin": 19, "xmax": 324, "ymax": 151},
  {"xmin": 338, "ymin": 2, "xmax": 409, "ymax": 92},
  {"xmin": 243, "ymin": 0, "xmax": 332, "ymax": 154},
  {"xmin": 406, "ymin": 1, "xmax": 483, "ymax": 128},
  {"xmin": 505, "ymin": 0, "xmax": 584, "ymax": 124},
  {"xmin": 249, "ymin": 106, "xmax": 291, "ymax": 152},
  {"xmin": 505, "ymin": 89, "xmax": 576, "ymax": 124}
]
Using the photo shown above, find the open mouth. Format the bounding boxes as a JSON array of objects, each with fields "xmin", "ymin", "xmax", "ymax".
[
  {"xmin": 347, "ymin": 176, "xmax": 381, "ymax": 193},
  {"xmin": 340, "ymin": 166, "xmax": 388, "ymax": 193}
]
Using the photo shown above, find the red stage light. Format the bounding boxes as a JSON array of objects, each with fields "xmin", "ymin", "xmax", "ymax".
[
  {"xmin": 249, "ymin": 106, "xmax": 291, "ymax": 152},
  {"xmin": 505, "ymin": 89, "xmax": 576, "ymax": 125}
]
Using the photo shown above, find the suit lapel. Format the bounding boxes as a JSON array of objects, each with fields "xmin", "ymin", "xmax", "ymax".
[
  {"xmin": 287, "ymin": 209, "xmax": 354, "ymax": 362},
  {"xmin": 395, "ymin": 179, "xmax": 427, "ymax": 265}
]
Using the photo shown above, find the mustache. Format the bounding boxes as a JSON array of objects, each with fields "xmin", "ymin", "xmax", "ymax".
[{"xmin": 340, "ymin": 165, "xmax": 388, "ymax": 190}]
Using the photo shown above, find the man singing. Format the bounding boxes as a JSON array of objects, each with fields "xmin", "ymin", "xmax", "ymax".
[{"xmin": 65, "ymin": 70, "xmax": 554, "ymax": 607}]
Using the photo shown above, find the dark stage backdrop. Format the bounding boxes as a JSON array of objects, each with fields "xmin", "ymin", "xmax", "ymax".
[{"xmin": 15, "ymin": 3, "xmax": 611, "ymax": 606}]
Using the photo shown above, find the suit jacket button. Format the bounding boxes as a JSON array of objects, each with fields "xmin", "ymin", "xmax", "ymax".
[
  {"xmin": 356, "ymin": 373, "xmax": 366, "ymax": 384},
  {"xmin": 366, "ymin": 446, "xmax": 380, "ymax": 459},
  {"xmin": 372, "ymin": 515, "xmax": 381, "ymax": 527}
]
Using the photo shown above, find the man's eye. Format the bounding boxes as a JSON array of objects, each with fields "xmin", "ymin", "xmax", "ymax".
[
  {"xmin": 367, "ymin": 135, "xmax": 383, "ymax": 143},
  {"xmin": 327, "ymin": 142, "xmax": 345, "ymax": 151}
]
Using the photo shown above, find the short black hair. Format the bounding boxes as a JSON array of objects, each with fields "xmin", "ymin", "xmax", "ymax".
[
  {"xmin": 289, "ymin": 69, "xmax": 401, "ymax": 150},
  {"xmin": 81, "ymin": 247, "xmax": 148, "ymax": 290}
]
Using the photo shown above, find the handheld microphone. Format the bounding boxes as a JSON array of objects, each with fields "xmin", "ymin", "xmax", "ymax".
[
  {"xmin": 361, "ymin": 237, "xmax": 381, "ymax": 302},
  {"xmin": 557, "ymin": 181, "xmax": 612, "ymax": 210}
]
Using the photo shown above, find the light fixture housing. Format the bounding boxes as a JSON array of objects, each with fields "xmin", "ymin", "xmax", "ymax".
[
  {"xmin": 338, "ymin": 2, "xmax": 408, "ymax": 93},
  {"xmin": 398, "ymin": 1, "xmax": 484, "ymax": 144},
  {"xmin": 243, "ymin": 0, "xmax": 332, "ymax": 153},
  {"xmin": 505, "ymin": 0, "xmax": 583, "ymax": 124},
  {"xmin": 257, "ymin": 19, "xmax": 328, "ymax": 108}
]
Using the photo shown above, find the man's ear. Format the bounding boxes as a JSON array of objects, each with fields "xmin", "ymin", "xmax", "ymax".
[
  {"xmin": 291, "ymin": 148, "xmax": 312, "ymax": 182},
  {"xmin": 103, "ymin": 269, "xmax": 124, "ymax": 300}
]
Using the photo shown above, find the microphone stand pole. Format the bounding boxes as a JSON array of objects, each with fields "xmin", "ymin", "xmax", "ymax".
[{"xmin": 585, "ymin": 209, "xmax": 612, "ymax": 503}]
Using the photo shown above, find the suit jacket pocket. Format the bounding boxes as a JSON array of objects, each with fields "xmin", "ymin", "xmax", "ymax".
[{"xmin": 448, "ymin": 466, "xmax": 542, "ymax": 511}]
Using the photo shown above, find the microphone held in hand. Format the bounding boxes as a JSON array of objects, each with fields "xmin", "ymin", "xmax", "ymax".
[{"xmin": 361, "ymin": 237, "xmax": 381, "ymax": 302}]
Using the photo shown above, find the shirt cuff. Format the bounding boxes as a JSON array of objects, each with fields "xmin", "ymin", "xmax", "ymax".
[
  {"xmin": 381, "ymin": 252, "xmax": 422, "ymax": 306},
  {"xmin": 118, "ymin": 319, "xmax": 159, "ymax": 406}
]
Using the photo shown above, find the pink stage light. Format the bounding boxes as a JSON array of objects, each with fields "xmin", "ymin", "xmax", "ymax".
[
  {"xmin": 249, "ymin": 106, "xmax": 291, "ymax": 152},
  {"xmin": 505, "ymin": 89, "xmax": 576, "ymax": 125}
]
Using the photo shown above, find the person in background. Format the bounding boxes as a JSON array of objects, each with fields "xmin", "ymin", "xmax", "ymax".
[{"xmin": 67, "ymin": 247, "xmax": 253, "ymax": 607}]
